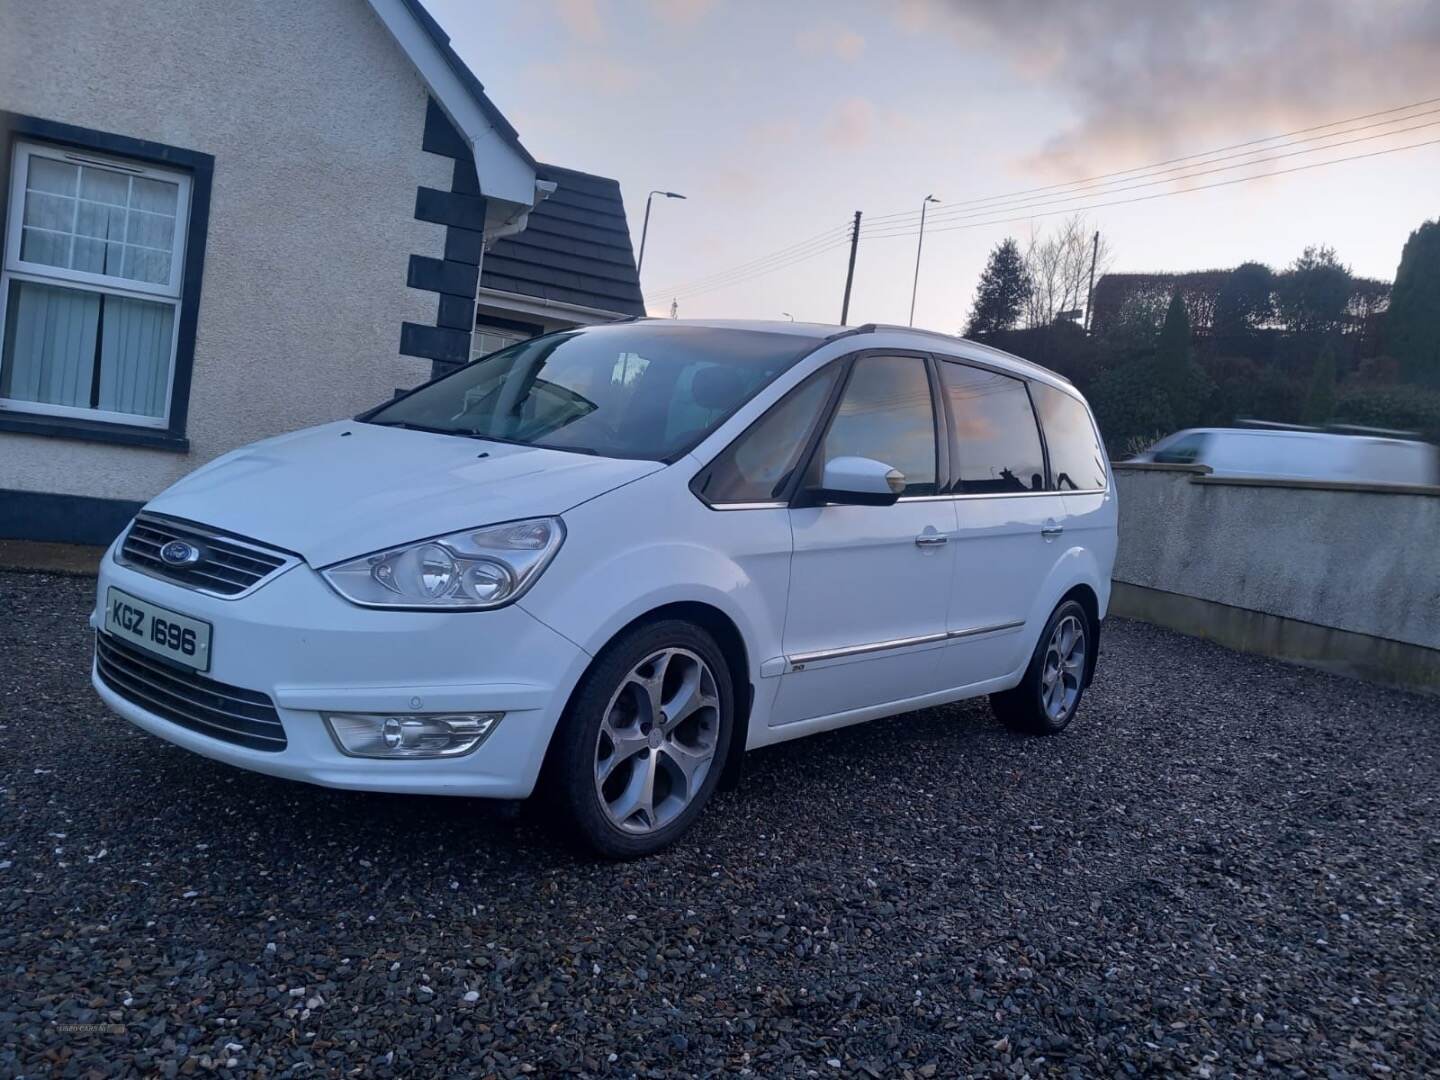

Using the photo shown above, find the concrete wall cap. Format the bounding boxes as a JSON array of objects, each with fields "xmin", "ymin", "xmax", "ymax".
[
  {"xmin": 1110, "ymin": 461, "xmax": 1213, "ymax": 474},
  {"xmin": 1190, "ymin": 475, "xmax": 1440, "ymax": 497}
]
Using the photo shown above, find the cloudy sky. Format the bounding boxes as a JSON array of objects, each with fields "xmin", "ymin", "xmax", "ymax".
[{"xmin": 428, "ymin": 0, "xmax": 1440, "ymax": 330}]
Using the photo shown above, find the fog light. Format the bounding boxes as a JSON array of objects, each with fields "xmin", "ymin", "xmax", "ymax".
[{"xmin": 324, "ymin": 712, "xmax": 503, "ymax": 758}]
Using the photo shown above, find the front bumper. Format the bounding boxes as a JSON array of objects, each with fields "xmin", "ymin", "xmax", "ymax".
[{"xmin": 91, "ymin": 546, "xmax": 590, "ymax": 798}]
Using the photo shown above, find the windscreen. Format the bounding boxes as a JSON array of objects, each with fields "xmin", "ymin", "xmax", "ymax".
[{"xmin": 366, "ymin": 324, "xmax": 815, "ymax": 460}]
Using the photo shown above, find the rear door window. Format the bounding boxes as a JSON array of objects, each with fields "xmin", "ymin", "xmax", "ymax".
[
  {"xmin": 1030, "ymin": 382, "xmax": 1108, "ymax": 491},
  {"xmin": 937, "ymin": 359, "xmax": 1046, "ymax": 494}
]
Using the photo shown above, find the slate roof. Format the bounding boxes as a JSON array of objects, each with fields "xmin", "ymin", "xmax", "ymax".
[{"xmin": 481, "ymin": 164, "xmax": 646, "ymax": 317}]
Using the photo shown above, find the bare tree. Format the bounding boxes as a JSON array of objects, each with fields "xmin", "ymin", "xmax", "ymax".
[{"xmin": 1022, "ymin": 215, "xmax": 1112, "ymax": 328}]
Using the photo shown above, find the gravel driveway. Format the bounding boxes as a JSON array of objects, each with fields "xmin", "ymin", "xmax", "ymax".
[{"xmin": 3, "ymin": 570, "xmax": 1438, "ymax": 1078}]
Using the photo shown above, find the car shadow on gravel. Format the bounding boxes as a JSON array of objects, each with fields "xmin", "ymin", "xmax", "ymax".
[{"xmin": 102, "ymin": 686, "xmax": 1013, "ymax": 872}]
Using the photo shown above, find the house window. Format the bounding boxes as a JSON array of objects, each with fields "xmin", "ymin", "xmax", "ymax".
[
  {"xmin": 0, "ymin": 121, "xmax": 210, "ymax": 447},
  {"xmin": 472, "ymin": 322, "xmax": 535, "ymax": 360}
]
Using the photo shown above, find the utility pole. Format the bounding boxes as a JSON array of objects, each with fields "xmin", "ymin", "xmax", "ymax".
[
  {"xmin": 1084, "ymin": 229, "xmax": 1099, "ymax": 332},
  {"xmin": 840, "ymin": 210, "xmax": 862, "ymax": 326}
]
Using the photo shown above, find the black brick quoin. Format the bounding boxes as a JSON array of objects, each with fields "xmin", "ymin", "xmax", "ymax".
[
  {"xmin": 443, "ymin": 227, "xmax": 484, "ymax": 266},
  {"xmin": 415, "ymin": 186, "xmax": 487, "ymax": 232},
  {"xmin": 406, "ymin": 255, "xmax": 478, "ymax": 299},
  {"xmin": 399, "ymin": 323, "xmax": 471, "ymax": 367},
  {"xmin": 436, "ymin": 293, "xmax": 477, "ymax": 330},
  {"xmin": 400, "ymin": 98, "xmax": 487, "ymax": 367}
]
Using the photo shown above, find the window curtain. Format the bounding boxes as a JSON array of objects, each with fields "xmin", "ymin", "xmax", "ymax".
[
  {"xmin": 96, "ymin": 295, "xmax": 173, "ymax": 416},
  {"xmin": 0, "ymin": 279, "xmax": 99, "ymax": 409},
  {"xmin": 1, "ymin": 279, "xmax": 172, "ymax": 418}
]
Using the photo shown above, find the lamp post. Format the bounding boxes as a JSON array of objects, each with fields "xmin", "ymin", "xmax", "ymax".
[
  {"xmin": 781, "ymin": 311, "xmax": 794, "ymax": 321},
  {"xmin": 637, "ymin": 190, "xmax": 686, "ymax": 279},
  {"xmin": 908, "ymin": 194, "xmax": 940, "ymax": 327}
]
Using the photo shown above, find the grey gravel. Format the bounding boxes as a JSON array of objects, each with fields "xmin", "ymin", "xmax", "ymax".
[{"xmin": 3, "ymin": 570, "xmax": 1439, "ymax": 1077}]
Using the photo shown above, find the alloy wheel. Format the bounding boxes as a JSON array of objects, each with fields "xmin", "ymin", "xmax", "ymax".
[
  {"xmin": 1041, "ymin": 614, "xmax": 1086, "ymax": 723},
  {"xmin": 594, "ymin": 648, "xmax": 720, "ymax": 834}
]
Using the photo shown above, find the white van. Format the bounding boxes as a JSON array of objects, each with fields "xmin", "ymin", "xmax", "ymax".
[
  {"xmin": 91, "ymin": 320, "xmax": 1117, "ymax": 857},
  {"xmin": 1138, "ymin": 427, "xmax": 1439, "ymax": 486}
]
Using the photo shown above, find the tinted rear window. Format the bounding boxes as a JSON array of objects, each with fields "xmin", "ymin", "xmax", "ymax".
[
  {"xmin": 938, "ymin": 360, "xmax": 1046, "ymax": 494},
  {"xmin": 1031, "ymin": 382, "xmax": 1107, "ymax": 491}
]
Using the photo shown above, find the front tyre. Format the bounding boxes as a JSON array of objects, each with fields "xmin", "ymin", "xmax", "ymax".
[
  {"xmin": 990, "ymin": 599, "xmax": 1091, "ymax": 735},
  {"xmin": 549, "ymin": 620, "xmax": 733, "ymax": 858}
]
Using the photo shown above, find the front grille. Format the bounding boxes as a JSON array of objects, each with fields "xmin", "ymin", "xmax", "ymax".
[
  {"xmin": 120, "ymin": 514, "xmax": 294, "ymax": 597},
  {"xmin": 96, "ymin": 633, "xmax": 287, "ymax": 752}
]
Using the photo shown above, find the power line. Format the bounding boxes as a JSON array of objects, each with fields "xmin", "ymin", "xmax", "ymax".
[
  {"xmin": 654, "ymin": 233, "xmax": 854, "ymax": 305},
  {"xmin": 644, "ymin": 231, "xmax": 852, "ymax": 305},
  {"xmin": 862, "ymin": 134, "xmax": 1440, "ymax": 243},
  {"xmin": 857, "ymin": 112, "xmax": 1440, "ymax": 238},
  {"xmin": 660, "ymin": 135, "xmax": 1440, "ymax": 305},
  {"xmin": 865, "ymin": 106, "xmax": 1440, "ymax": 233},
  {"xmin": 642, "ymin": 222, "xmax": 850, "ymax": 302},
  {"xmin": 860, "ymin": 93, "xmax": 1440, "ymax": 229},
  {"xmin": 643, "ymin": 96, "xmax": 1440, "ymax": 306}
]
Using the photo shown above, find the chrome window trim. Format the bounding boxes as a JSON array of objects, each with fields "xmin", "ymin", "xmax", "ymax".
[
  {"xmin": 116, "ymin": 513, "xmax": 300, "ymax": 599},
  {"xmin": 786, "ymin": 619, "xmax": 1025, "ymax": 670},
  {"xmin": 710, "ymin": 486, "xmax": 1108, "ymax": 509},
  {"xmin": 897, "ymin": 488, "xmax": 1106, "ymax": 503}
]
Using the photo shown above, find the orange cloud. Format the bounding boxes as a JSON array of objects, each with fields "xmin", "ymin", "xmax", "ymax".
[
  {"xmin": 796, "ymin": 25, "xmax": 866, "ymax": 61},
  {"xmin": 823, "ymin": 97, "xmax": 877, "ymax": 150},
  {"xmin": 898, "ymin": 0, "xmax": 1440, "ymax": 177}
]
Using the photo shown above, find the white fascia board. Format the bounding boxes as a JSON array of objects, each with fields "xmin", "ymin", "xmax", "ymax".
[
  {"xmin": 476, "ymin": 287, "xmax": 634, "ymax": 326},
  {"xmin": 365, "ymin": 0, "xmax": 536, "ymax": 208}
]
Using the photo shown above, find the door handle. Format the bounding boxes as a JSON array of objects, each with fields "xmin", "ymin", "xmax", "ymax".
[
  {"xmin": 1040, "ymin": 522, "xmax": 1064, "ymax": 537},
  {"xmin": 915, "ymin": 534, "xmax": 948, "ymax": 547}
]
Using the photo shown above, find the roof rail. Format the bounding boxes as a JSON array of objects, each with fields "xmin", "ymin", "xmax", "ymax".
[
  {"xmin": 824, "ymin": 322, "xmax": 879, "ymax": 342},
  {"xmin": 1235, "ymin": 418, "xmax": 1322, "ymax": 432},
  {"xmin": 1325, "ymin": 422, "xmax": 1423, "ymax": 439}
]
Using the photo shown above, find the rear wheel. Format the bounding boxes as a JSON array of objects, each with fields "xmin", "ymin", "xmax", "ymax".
[
  {"xmin": 548, "ymin": 620, "xmax": 733, "ymax": 858},
  {"xmin": 990, "ymin": 599, "xmax": 1090, "ymax": 735}
]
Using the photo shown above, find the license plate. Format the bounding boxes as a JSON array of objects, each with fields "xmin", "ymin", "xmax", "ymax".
[{"xmin": 104, "ymin": 587, "xmax": 212, "ymax": 672}]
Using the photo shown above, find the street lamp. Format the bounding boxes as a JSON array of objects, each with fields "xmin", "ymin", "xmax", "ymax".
[
  {"xmin": 781, "ymin": 311, "xmax": 794, "ymax": 321},
  {"xmin": 908, "ymin": 194, "xmax": 940, "ymax": 327},
  {"xmin": 637, "ymin": 190, "xmax": 686, "ymax": 278}
]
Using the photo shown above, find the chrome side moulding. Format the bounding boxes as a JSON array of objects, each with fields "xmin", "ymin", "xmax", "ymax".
[{"xmin": 785, "ymin": 619, "xmax": 1025, "ymax": 671}]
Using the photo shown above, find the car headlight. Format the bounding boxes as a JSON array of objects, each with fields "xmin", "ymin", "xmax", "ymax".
[{"xmin": 321, "ymin": 517, "xmax": 565, "ymax": 609}]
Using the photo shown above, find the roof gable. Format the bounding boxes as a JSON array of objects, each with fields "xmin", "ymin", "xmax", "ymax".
[{"xmin": 364, "ymin": 0, "xmax": 535, "ymax": 209}]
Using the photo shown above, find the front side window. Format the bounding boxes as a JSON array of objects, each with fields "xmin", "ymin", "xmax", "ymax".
[
  {"xmin": 693, "ymin": 364, "xmax": 840, "ymax": 505},
  {"xmin": 938, "ymin": 359, "xmax": 1046, "ymax": 493},
  {"xmin": 1030, "ymin": 382, "xmax": 1108, "ymax": 491},
  {"xmin": 1, "ymin": 141, "xmax": 191, "ymax": 427},
  {"xmin": 368, "ymin": 323, "xmax": 815, "ymax": 460},
  {"xmin": 815, "ymin": 354, "xmax": 937, "ymax": 496}
]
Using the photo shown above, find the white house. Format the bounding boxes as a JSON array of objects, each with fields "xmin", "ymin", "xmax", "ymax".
[{"xmin": 0, "ymin": 0, "xmax": 644, "ymax": 545}]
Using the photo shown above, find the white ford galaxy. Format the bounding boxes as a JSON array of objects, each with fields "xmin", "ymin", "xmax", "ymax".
[{"xmin": 92, "ymin": 320, "xmax": 1117, "ymax": 857}]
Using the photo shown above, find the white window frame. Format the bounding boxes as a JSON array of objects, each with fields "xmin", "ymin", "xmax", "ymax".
[
  {"xmin": 471, "ymin": 323, "xmax": 533, "ymax": 361},
  {"xmin": 0, "ymin": 139, "xmax": 192, "ymax": 429}
]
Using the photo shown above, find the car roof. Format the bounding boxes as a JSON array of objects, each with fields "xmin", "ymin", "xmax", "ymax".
[
  {"xmin": 1179, "ymin": 427, "xmax": 1426, "ymax": 446},
  {"xmin": 607, "ymin": 318, "xmax": 1075, "ymax": 392}
]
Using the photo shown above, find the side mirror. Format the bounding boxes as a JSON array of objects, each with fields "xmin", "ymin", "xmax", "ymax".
[{"xmin": 810, "ymin": 456, "xmax": 905, "ymax": 506}]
